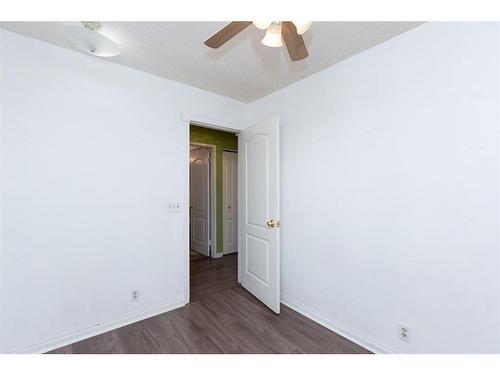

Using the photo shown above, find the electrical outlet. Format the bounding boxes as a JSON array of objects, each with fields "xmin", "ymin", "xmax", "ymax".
[
  {"xmin": 399, "ymin": 323, "xmax": 410, "ymax": 342},
  {"xmin": 131, "ymin": 289, "xmax": 140, "ymax": 302}
]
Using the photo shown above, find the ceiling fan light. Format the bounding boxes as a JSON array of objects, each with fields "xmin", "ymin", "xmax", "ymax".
[
  {"xmin": 292, "ymin": 21, "xmax": 312, "ymax": 35},
  {"xmin": 253, "ymin": 20, "xmax": 272, "ymax": 30},
  {"xmin": 261, "ymin": 23, "xmax": 283, "ymax": 48},
  {"xmin": 64, "ymin": 24, "xmax": 120, "ymax": 57}
]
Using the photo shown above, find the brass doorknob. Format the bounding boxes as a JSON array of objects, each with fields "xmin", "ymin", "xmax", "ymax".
[{"xmin": 266, "ymin": 219, "xmax": 280, "ymax": 228}]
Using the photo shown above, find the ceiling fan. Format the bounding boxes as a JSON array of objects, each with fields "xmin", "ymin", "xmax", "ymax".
[{"xmin": 204, "ymin": 21, "xmax": 312, "ymax": 61}]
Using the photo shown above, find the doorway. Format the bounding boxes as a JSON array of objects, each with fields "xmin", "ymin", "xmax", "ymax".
[
  {"xmin": 187, "ymin": 116, "xmax": 280, "ymax": 314},
  {"xmin": 189, "ymin": 124, "xmax": 239, "ymax": 268}
]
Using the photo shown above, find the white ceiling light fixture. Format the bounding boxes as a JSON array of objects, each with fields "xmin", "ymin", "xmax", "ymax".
[
  {"xmin": 261, "ymin": 22, "xmax": 283, "ymax": 48},
  {"xmin": 64, "ymin": 21, "xmax": 120, "ymax": 57},
  {"xmin": 292, "ymin": 21, "xmax": 312, "ymax": 35}
]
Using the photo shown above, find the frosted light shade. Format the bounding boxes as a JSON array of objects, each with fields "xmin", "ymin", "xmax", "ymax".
[
  {"xmin": 261, "ymin": 23, "xmax": 283, "ymax": 48},
  {"xmin": 292, "ymin": 21, "xmax": 312, "ymax": 35},
  {"xmin": 253, "ymin": 21, "xmax": 272, "ymax": 30},
  {"xmin": 64, "ymin": 25, "xmax": 120, "ymax": 57}
]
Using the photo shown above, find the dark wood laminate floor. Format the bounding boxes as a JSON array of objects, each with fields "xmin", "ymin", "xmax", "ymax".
[
  {"xmin": 190, "ymin": 250, "xmax": 208, "ymax": 262},
  {"xmin": 49, "ymin": 254, "xmax": 370, "ymax": 354}
]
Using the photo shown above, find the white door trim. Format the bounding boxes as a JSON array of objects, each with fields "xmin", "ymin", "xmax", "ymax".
[
  {"xmin": 190, "ymin": 143, "xmax": 217, "ymax": 258},
  {"xmin": 182, "ymin": 113, "xmax": 242, "ymax": 133}
]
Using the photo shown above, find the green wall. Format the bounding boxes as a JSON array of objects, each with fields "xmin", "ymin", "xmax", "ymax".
[{"xmin": 190, "ymin": 125, "xmax": 238, "ymax": 253}]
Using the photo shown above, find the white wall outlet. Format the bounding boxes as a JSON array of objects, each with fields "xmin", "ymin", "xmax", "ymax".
[
  {"xmin": 131, "ymin": 289, "xmax": 140, "ymax": 302},
  {"xmin": 399, "ymin": 323, "xmax": 410, "ymax": 342},
  {"xmin": 166, "ymin": 202, "xmax": 182, "ymax": 213}
]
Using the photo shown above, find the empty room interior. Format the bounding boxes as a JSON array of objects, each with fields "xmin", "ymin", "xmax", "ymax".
[{"xmin": 0, "ymin": 18, "xmax": 500, "ymax": 357}]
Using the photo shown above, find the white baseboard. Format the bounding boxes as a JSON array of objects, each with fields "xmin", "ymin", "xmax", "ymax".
[
  {"xmin": 11, "ymin": 295, "xmax": 394, "ymax": 354},
  {"xmin": 281, "ymin": 295, "xmax": 397, "ymax": 354},
  {"xmin": 11, "ymin": 300, "xmax": 186, "ymax": 354}
]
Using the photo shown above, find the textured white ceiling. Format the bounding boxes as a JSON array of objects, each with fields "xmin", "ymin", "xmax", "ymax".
[{"xmin": 0, "ymin": 21, "xmax": 422, "ymax": 102}]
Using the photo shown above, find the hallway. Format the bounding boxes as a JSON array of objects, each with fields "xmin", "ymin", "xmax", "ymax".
[{"xmin": 50, "ymin": 255, "xmax": 369, "ymax": 354}]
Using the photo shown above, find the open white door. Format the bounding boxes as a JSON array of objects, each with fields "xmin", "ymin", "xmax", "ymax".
[
  {"xmin": 223, "ymin": 151, "xmax": 238, "ymax": 255},
  {"xmin": 239, "ymin": 115, "xmax": 280, "ymax": 313},
  {"xmin": 190, "ymin": 147, "xmax": 210, "ymax": 257}
]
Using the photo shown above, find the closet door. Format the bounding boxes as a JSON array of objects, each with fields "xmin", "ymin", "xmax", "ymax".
[{"xmin": 223, "ymin": 151, "xmax": 238, "ymax": 255}]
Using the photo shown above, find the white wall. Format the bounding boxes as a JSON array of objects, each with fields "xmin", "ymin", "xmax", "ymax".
[
  {"xmin": 0, "ymin": 29, "xmax": 246, "ymax": 353},
  {"xmin": 247, "ymin": 22, "xmax": 500, "ymax": 353},
  {"xmin": 1, "ymin": 22, "xmax": 499, "ymax": 355}
]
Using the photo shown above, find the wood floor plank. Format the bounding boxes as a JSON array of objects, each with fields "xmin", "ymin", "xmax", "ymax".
[{"xmin": 49, "ymin": 254, "xmax": 370, "ymax": 354}]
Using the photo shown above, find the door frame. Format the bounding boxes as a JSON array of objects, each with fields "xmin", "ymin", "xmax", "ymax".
[
  {"xmin": 183, "ymin": 114, "xmax": 241, "ymax": 305},
  {"xmin": 190, "ymin": 142, "xmax": 216, "ymax": 259}
]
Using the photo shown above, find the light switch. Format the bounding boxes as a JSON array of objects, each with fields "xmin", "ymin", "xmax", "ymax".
[{"xmin": 166, "ymin": 202, "xmax": 182, "ymax": 213}]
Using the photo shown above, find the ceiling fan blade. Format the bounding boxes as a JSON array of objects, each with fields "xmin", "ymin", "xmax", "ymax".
[
  {"xmin": 281, "ymin": 21, "xmax": 309, "ymax": 61},
  {"xmin": 204, "ymin": 21, "xmax": 252, "ymax": 48}
]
